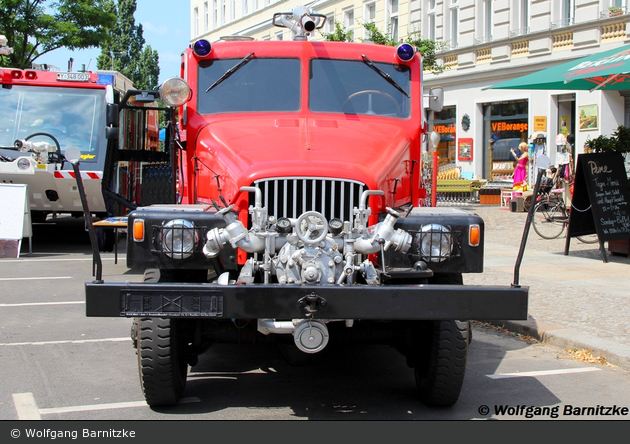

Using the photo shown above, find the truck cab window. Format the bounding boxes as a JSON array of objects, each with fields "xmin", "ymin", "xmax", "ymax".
[
  {"xmin": 309, "ymin": 59, "xmax": 411, "ymax": 118},
  {"xmin": 198, "ymin": 58, "xmax": 301, "ymax": 114}
]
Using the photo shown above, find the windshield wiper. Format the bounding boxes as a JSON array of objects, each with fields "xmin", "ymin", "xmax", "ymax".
[
  {"xmin": 206, "ymin": 52, "xmax": 255, "ymax": 92},
  {"xmin": 361, "ymin": 55, "xmax": 409, "ymax": 98}
]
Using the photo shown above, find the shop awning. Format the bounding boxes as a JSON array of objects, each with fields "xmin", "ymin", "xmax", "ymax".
[{"xmin": 484, "ymin": 44, "xmax": 630, "ymax": 92}]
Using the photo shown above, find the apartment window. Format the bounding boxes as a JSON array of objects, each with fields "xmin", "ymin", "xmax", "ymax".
[
  {"xmin": 275, "ymin": 31, "xmax": 283, "ymax": 40},
  {"xmin": 365, "ymin": 2, "xmax": 376, "ymax": 22},
  {"xmin": 427, "ymin": 1, "xmax": 436, "ymax": 42},
  {"xmin": 476, "ymin": 0, "xmax": 492, "ymax": 43},
  {"xmin": 324, "ymin": 13, "xmax": 335, "ymax": 35},
  {"xmin": 344, "ymin": 8, "xmax": 354, "ymax": 41},
  {"xmin": 213, "ymin": 0, "xmax": 218, "ymax": 28},
  {"xmin": 202, "ymin": 2, "xmax": 208, "ymax": 32},
  {"xmin": 230, "ymin": 0, "xmax": 235, "ymax": 20},
  {"xmin": 193, "ymin": 7, "xmax": 199, "ymax": 36},
  {"xmin": 221, "ymin": 0, "xmax": 226, "ymax": 24},
  {"xmin": 387, "ymin": 0, "xmax": 399, "ymax": 42},
  {"xmin": 560, "ymin": 0, "xmax": 574, "ymax": 26},
  {"xmin": 520, "ymin": 0, "xmax": 529, "ymax": 31},
  {"xmin": 449, "ymin": 2, "xmax": 459, "ymax": 48}
]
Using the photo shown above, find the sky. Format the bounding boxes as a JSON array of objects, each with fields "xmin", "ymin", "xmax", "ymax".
[{"xmin": 39, "ymin": 0, "xmax": 191, "ymax": 85}]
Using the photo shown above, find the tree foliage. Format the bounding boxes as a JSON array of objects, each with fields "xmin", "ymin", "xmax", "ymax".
[
  {"xmin": 0, "ymin": 0, "xmax": 116, "ymax": 69},
  {"xmin": 323, "ymin": 21, "xmax": 446, "ymax": 74},
  {"xmin": 324, "ymin": 22, "xmax": 354, "ymax": 42},
  {"xmin": 96, "ymin": 0, "xmax": 159, "ymax": 90}
]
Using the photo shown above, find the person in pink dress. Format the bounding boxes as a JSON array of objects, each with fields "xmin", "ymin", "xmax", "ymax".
[{"xmin": 511, "ymin": 142, "xmax": 529, "ymax": 187}]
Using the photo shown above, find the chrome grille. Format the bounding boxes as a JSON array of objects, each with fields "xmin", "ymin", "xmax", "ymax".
[{"xmin": 250, "ymin": 177, "xmax": 367, "ymax": 222}]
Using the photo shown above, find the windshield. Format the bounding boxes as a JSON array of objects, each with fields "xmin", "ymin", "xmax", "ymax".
[
  {"xmin": 0, "ymin": 84, "xmax": 106, "ymax": 163},
  {"xmin": 309, "ymin": 59, "xmax": 411, "ymax": 118},
  {"xmin": 198, "ymin": 58, "xmax": 301, "ymax": 114}
]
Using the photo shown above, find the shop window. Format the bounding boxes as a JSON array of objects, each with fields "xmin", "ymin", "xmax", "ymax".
[
  {"xmin": 483, "ymin": 100, "xmax": 529, "ymax": 180},
  {"xmin": 429, "ymin": 107, "xmax": 457, "ymax": 167}
]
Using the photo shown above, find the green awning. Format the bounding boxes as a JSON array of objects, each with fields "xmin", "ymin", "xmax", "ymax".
[{"xmin": 486, "ymin": 44, "xmax": 630, "ymax": 91}]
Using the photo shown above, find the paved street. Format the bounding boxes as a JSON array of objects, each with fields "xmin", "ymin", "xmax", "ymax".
[{"xmin": 0, "ymin": 210, "xmax": 628, "ymax": 422}]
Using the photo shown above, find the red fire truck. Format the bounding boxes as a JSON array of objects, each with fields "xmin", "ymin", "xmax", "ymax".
[
  {"xmin": 83, "ymin": 6, "xmax": 529, "ymax": 408},
  {"xmin": 0, "ymin": 67, "xmax": 165, "ymax": 230}
]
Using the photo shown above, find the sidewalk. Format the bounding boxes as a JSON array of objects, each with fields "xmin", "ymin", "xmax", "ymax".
[{"xmin": 460, "ymin": 204, "xmax": 630, "ymax": 369}]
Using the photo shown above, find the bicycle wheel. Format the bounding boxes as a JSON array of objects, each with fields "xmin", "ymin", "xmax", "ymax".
[
  {"xmin": 577, "ymin": 234, "xmax": 599, "ymax": 244},
  {"xmin": 532, "ymin": 202, "xmax": 567, "ymax": 239}
]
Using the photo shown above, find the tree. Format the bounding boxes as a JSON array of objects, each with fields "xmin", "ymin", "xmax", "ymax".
[
  {"xmin": 323, "ymin": 21, "xmax": 446, "ymax": 75},
  {"xmin": 0, "ymin": 0, "xmax": 116, "ymax": 69},
  {"xmin": 96, "ymin": 0, "xmax": 159, "ymax": 90},
  {"xmin": 325, "ymin": 22, "xmax": 353, "ymax": 42}
]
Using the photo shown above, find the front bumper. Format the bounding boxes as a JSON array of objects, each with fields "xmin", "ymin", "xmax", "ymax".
[{"xmin": 86, "ymin": 282, "xmax": 528, "ymax": 320}]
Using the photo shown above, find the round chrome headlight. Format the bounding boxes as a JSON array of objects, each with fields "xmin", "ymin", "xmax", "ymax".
[
  {"xmin": 158, "ymin": 77, "xmax": 192, "ymax": 107},
  {"xmin": 417, "ymin": 224, "xmax": 453, "ymax": 262},
  {"xmin": 17, "ymin": 157, "xmax": 32, "ymax": 170},
  {"xmin": 162, "ymin": 219, "xmax": 197, "ymax": 259}
]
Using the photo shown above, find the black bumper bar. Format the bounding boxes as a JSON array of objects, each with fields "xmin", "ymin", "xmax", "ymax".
[{"xmin": 85, "ymin": 282, "xmax": 529, "ymax": 320}]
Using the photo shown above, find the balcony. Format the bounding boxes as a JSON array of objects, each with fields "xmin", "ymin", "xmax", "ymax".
[
  {"xmin": 550, "ymin": 17, "xmax": 575, "ymax": 29},
  {"xmin": 474, "ymin": 35, "xmax": 493, "ymax": 45},
  {"xmin": 509, "ymin": 27, "xmax": 530, "ymax": 38}
]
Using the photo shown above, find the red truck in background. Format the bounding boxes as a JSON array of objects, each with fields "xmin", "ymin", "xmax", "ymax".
[{"xmin": 82, "ymin": 6, "xmax": 529, "ymax": 408}]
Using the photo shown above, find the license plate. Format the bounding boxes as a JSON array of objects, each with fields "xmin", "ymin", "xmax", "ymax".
[{"xmin": 56, "ymin": 72, "xmax": 90, "ymax": 82}]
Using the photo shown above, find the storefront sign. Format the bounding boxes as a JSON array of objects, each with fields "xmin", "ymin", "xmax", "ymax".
[
  {"xmin": 491, "ymin": 122, "xmax": 528, "ymax": 132},
  {"xmin": 458, "ymin": 138, "xmax": 473, "ymax": 161},
  {"xmin": 534, "ymin": 116, "xmax": 547, "ymax": 131},
  {"xmin": 434, "ymin": 124, "xmax": 456, "ymax": 134}
]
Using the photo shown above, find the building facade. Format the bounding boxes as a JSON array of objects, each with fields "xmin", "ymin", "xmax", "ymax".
[{"xmin": 190, "ymin": 0, "xmax": 630, "ymax": 182}]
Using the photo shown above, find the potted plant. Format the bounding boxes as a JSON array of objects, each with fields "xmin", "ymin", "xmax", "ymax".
[{"xmin": 609, "ymin": 6, "xmax": 623, "ymax": 17}]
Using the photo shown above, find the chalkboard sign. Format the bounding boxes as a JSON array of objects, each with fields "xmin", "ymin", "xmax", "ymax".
[{"xmin": 567, "ymin": 152, "xmax": 630, "ymax": 243}]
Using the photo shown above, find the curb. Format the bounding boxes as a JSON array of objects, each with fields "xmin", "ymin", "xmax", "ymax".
[{"xmin": 486, "ymin": 318, "xmax": 630, "ymax": 370}]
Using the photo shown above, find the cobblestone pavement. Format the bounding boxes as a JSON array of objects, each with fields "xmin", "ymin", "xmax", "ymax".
[{"xmin": 452, "ymin": 203, "xmax": 630, "ymax": 367}]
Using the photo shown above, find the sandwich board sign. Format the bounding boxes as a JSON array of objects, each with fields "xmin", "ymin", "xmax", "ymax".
[
  {"xmin": 565, "ymin": 152, "xmax": 630, "ymax": 262},
  {"xmin": 0, "ymin": 184, "xmax": 31, "ymax": 258}
]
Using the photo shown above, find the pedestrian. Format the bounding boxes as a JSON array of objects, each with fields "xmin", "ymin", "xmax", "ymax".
[{"xmin": 511, "ymin": 142, "xmax": 529, "ymax": 188}]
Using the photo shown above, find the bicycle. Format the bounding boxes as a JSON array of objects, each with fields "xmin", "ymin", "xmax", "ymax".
[{"xmin": 531, "ymin": 189, "xmax": 599, "ymax": 243}]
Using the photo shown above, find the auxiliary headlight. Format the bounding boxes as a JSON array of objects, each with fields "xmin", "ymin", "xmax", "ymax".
[
  {"xmin": 17, "ymin": 158, "xmax": 32, "ymax": 170},
  {"xmin": 416, "ymin": 224, "xmax": 453, "ymax": 263},
  {"xmin": 158, "ymin": 77, "xmax": 192, "ymax": 107},
  {"xmin": 162, "ymin": 219, "xmax": 197, "ymax": 259}
]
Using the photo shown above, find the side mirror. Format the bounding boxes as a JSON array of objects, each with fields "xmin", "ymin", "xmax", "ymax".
[
  {"xmin": 428, "ymin": 87, "xmax": 444, "ymax": 112},
  {"xmin": 106, "ymin": 104, "xmax": 119, "ymax": 127},
  {"xmin": 105, "ymin": 127, "xmax": 119, "ymax": 140},
  {"xmin": 64, "ymin": 146, "xmax": 82, "ymax": 164}
]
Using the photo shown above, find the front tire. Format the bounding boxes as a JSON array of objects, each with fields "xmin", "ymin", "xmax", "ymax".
[
  {"xmin": 137, "ymin": 317, "xmax": 188, "ymax": 407},
  {"xmin": 412, "ymin": 273, "xmax": 469, "ymax": 407},
  {"xmin": 135, "ymin": 269, "xmax": 189, "ymax": 407},
  {"xmin": 414, "ymin": 319, "xmax": 470, "ymax": 407}
]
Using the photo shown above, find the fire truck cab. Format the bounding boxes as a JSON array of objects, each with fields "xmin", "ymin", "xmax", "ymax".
[{"xmin": 0, "ymin": 69, "xmax": 138, "ymax": 222}]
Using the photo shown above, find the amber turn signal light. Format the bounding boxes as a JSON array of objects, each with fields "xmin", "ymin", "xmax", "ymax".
[
  {"xmin": 469, "ymin": 224, "xmax": 480, "ymax": 247},
  {"xmin": 133, "ymin": 219, "xmax": 145, "ymax": 242}
]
